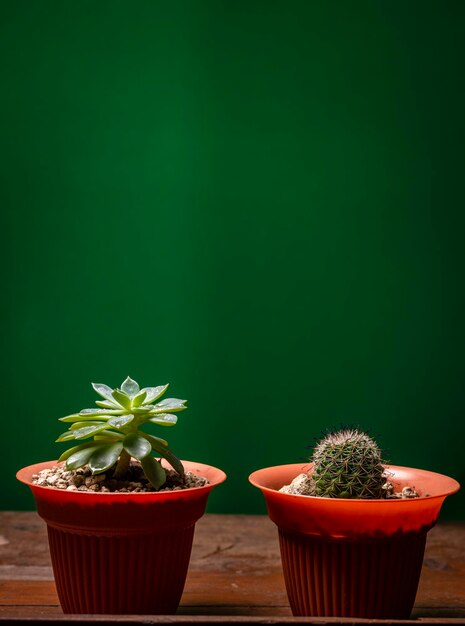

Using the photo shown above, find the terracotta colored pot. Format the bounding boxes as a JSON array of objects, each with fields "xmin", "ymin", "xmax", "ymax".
[
  {"xmin": 249, "ymin": 463, "xmax": 459, "ymax": 619},
  {"xmin": 18, "ymin": 460, "xmax": 226, "ymax": 614}
]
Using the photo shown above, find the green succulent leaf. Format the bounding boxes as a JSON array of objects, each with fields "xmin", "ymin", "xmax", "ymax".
[
  {"xmin": 112, "ymin": 389, "xmax": 132, "ymax": 410},
  {"xmin": 108, "ymin": 414, "xmax": 134, "ymax": 429},
  {"xmin": 65, "ymin": 445, "xmax": 102, "ymax": 471},
  {"xmin": 56, "ymin": 430, "xmax": 81, "ymax": 442},
  {"xmin": 89, "ymin": 442, "xmax": 124, "ymax": 474},
  {"xmin": 58, "ymin": 440, "xmax": 104, "ymax": 462},
  {"xmin": 132, "ymin": 405, "xmax": 154, "ymax": 413},
  {"xmin": 72, "ymin": 423, "xmax": 111, "ymax": 440},
  {"xmin": 92, "ymin": 383, "xmax": 120, "ymax": 405},
  {"xmin": 70, "ymin": 420, "xmax": 104, "ymax": 430},
  {"xmin": 140, "ymin": 432, "xmax": 168, "ymax": 447},
  {"xmin": 81, "ymin": 408, "xmax": 124, "ymax": 416},
  {"xmin": 140, "ymin": 455, "xmax": 166, "ymax": 490},
  {"xmin": 121, "ymin": 376, "xmax": 140, "ymax": 398},
  {"xmin": 60, "ymin": 412, "xmax": 85, "ymax": 420},
  {"xmin": 94, "ymin": 431, "xmax": 123, "ymax": 441},
  {"xmin": 132, "ymin": 406, "xmax": 157, "ymax": 420},
  {"xmin": 148, "ymin": 413, "xmax": 178, "ymax": 427},
  {"xmin": 152, "ymin": 398, "xmax": 187, "ymax": 413},
  {"xmin": 132, "ymin": 391, "xmax": 147, "ymax": 407},
  {"xmin": 123, "ymin": 433, "xmax": 151, "ymax": 460},
  {"xmin": 141, "ymin": 385, "xmax": 168, "ymax": 404},
  {"xmin": 59, "ymin": 413, "xmax": 112, "ymax": 423},
  {"xmin": 95, "ymin": 400, "xmax": 121, "ymax": 409},
  {"xmin": 143, "ymin": 433, "xmax": 184, "ymax": 476},
  {"xmin": 160, "ymin": 449, "xmax": 184, "ymax": 477}
]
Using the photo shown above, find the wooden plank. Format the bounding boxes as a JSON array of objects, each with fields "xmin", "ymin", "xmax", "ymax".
[
  {"xmin": 0, "ymin": 513, "xmax": 464, "ymax": 624},
  {"xmin": 0, "ymin": 580, "xmax": 463, "ymax": 618},
  {"xmin": 416, "ymin": 523, "xmax": 465, "ymax": 609},
  {"xmin": 0, "ymin": 576, "xmax": 290, "ymax": 611},
  {"xmin": 0, "ymin": 580, "xmax": 57, "ymax": 605},
  {"xmin": 1, "ymin": 610, "xmax": 465, "ymax": 625}
]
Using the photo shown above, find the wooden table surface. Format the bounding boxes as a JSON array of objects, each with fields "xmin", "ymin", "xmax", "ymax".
[{"xmin": 0, "ymin": 513, "xmax": 464, "ymax": 625}]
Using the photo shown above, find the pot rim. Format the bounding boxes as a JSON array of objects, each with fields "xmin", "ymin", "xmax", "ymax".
[
  {"xmin": 17, "ymin": 459, "xmax": 226, "ymax": 499},
  {"xmin": 249, "ymin": 462, "xmax": 460, "ymax": 503}
]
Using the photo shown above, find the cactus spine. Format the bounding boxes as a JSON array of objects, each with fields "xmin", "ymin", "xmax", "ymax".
[{"xmin": 311, "ymin": 429, "xmax": 386, "ymax": 499}]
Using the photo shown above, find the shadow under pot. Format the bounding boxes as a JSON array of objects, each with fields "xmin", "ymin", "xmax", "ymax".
[{"xmin": 249, "ymin": 463, "xmax": 459, "ymax": 619}]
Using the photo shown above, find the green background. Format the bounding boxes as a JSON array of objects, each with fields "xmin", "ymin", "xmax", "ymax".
[{"xmin": 2, "ymin": 1, "xmax": 464, "ymax": 517}]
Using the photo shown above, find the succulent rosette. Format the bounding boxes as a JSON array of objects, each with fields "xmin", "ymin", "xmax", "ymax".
[{"xmin": 56, "ymin": 376, "xmax": 187, "ymax": 489}]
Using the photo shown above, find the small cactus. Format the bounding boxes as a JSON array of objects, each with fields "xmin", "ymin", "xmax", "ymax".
[{"xmin": 311, "ymin": 429, "xmax": 386, "ymax": 499}]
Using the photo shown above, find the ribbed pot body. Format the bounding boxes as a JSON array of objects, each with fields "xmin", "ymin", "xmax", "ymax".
[
  {"xmin": 48, "ymin": 523, "xmax": 195, "ymax": 614},
  {"xmin": 249, "ymin": 463, "xmax": 459, "ymax": 619},
  {"xmin": 18, "ymin": 460, "xmax": 226, "ymax": 614},
  {"xmin": 279, "ymin": 528, "xmax": 426, "ymax": 618}
]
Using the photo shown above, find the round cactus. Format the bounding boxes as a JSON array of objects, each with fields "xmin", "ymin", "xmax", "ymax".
[{"xmin": 311, "ymin": 429, "xmax": 386, "ymax": 499}]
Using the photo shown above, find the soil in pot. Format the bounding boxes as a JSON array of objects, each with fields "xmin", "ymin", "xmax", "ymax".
[{"xmin": 32, "ymin": 460, "xmax": 208, "ymax": 492}]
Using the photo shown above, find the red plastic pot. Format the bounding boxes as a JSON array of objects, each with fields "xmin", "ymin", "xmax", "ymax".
[
  {"xmin": 249, "ymin": 463, "xmax": 459, "ymax": 619},
  {"xmin": 17, "ymin": 460, "xmax": 226, "ymax": 615}
]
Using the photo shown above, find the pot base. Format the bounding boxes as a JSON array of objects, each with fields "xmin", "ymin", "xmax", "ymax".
[
  {"xmin": 279, "ymin": 528, "xmax": 427, "ymax": 618},
  {"xmin": 48, "ymin": 524, "xmax": 195, "ymax": 614}
]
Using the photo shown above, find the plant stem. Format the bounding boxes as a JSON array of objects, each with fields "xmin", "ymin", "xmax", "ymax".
[{"xmin": 113, "ymin": 450, "xmax": 131, "ymax": 478}]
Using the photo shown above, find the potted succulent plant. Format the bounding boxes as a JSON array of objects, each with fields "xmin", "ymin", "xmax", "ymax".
[
  {"xmin": 17, "ymin": 376, "xmax": 226, "ymax": 615},
  {"xmin": 249, "ymin": 428, "xmax": 459, "ymax": 619}
]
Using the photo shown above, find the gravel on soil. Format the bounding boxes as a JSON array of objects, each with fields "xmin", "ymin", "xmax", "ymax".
[
  {"xmin": 279, "ymin": 473, "xmax": 420, "ymax": 499},
  {"xmin": 31, "ymin": 461, "xmax": 209, "ymax": 493}
]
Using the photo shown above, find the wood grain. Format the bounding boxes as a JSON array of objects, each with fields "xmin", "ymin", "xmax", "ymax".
[{"xmin": 0, "ymin": 513, "xmax": 464, "ymax": 624}]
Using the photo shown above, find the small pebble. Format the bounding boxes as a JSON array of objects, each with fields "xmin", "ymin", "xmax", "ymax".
[
  {"xmin": 402, "ymin": 486, "xmax": 419, "ymax": 499},
  {"xmin": 279, "ymin": 473, "xmax": 315, "ymax": 496}
]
